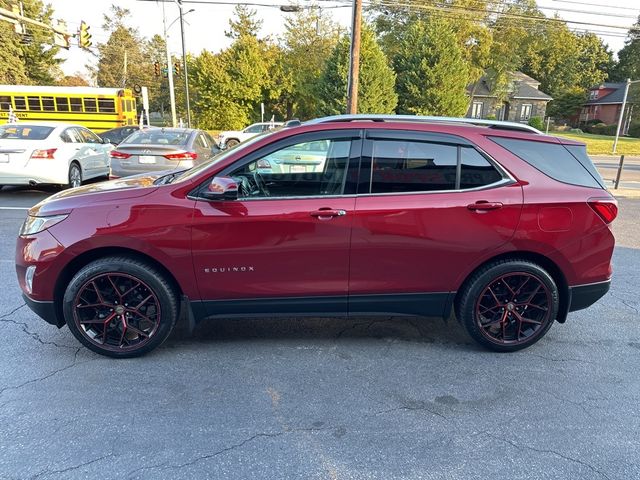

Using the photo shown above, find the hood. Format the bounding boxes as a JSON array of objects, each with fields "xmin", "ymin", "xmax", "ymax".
[{"xmin": 29, "ymin": 173, "xmax": 163, "ymax": 217}]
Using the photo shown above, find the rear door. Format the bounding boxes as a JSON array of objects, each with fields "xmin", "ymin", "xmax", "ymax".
[
  {"xmin": 348, "ymin": 129, "xmax": 523, "ymax": 315},
  {"xmin": 73, "ymin": 127, "xmax": 108, "ymax": 177}
]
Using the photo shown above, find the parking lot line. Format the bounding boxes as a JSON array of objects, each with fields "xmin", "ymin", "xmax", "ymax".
[{"xmin": 0, "ymin": 206, "xmax": 30, "ymax": 210}]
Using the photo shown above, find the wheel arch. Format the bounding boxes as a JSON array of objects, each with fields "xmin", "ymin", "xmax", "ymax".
[
  {"xmin": 52, "ymin": 246, "xmax": 184, "ymax": 326},
  {"xmin": 454, "ymin": 251, "xmax": 570, "ymax": 324}
]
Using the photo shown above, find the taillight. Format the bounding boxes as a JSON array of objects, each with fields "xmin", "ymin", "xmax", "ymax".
[
  {"xmin": 164, "ymin": 151, "xmax": 198, "ymax": 160},
  {"xmin": 588, "ymin": 198, "xmax": 618, "ymax": 224},
  {"xmin": 110, "ymin": 150, "xmax": 131, "ymax": 159},
  {"xmin": 30, "ymin": 148, "xmax": 56, "ymax": 159}
]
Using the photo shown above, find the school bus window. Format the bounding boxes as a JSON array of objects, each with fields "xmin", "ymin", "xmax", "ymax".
[
  {"xmin": 83, "ymin": 98, "xmax": 98, "ymax": 112},
  {"xmin": 70, "ymin": 98, "xmax": 82, "ymax": 112},
  {"xmin": 42, "ymin": 97, "xmax": 55, "ymax": 111},
  {"xmin": 126, "ymin": 100, "xmax": 133, "ymax": 112},
  {"xmin": 0, "ymin": 96, "xmax": 10, "ymax": 111},
  {"xmin": 56, "ymin": 97, "xmax": 70, "ymax": 112},
  {"xmin": 28, "ymin": 96, "xmax": 42, "ymax": 111},
  {"xmin": 14, "ymin": 96, "xmax": 27, "ymax": 110},
  {"xmin": 98, "ymin": 98, "xmax": 115, "ymax": 113}
]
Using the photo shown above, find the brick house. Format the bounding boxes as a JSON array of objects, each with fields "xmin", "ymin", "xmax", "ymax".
[
  {"xmin": 467, "ymin": 72, "xmax": 552, "ymax": 123},
  {"xmin": 579, "ymin": 82, "xmax": 632, "ymax": 126}
]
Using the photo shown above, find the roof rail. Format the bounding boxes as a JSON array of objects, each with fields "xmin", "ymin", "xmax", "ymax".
[{"xmin": 305, "ymin": 114, "xmax": 542, "ymax": 134}]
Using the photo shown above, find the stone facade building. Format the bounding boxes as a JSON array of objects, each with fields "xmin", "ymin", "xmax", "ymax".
[{"xmin": 466, "ymin": 72, "xmax": 552, "ymax": 123}]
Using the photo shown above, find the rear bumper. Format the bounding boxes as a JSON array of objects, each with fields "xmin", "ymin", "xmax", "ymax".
[
  {"xmin": 568, "ymin": 280, "xmax": 611, "ymax": 312},
  {"xmin": 23, "ymin": 294, "xmax": 63, "ymax": 327}
]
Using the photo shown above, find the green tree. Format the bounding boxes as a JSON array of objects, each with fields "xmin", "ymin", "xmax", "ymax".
[
  {"xmin": 546, "ymin": 87, "xmax": 588, "ymax": 121},
  {"xmin": 18, "ymin": 0, "xmax": 61, "ymax": 84},
  {"xmin": 611, "ymin": 15, "xmax": 640, "ymax": 81},
  {"xmin": 279, "ymin": 7, "xmax": 341, "ymax": 119},
  {"xmin": 394, "ymin": 17, "xmax": 473, "ymax": 116},
  {"xmin": 316, "ymin": 25, "xmax": 397, "ymax": 115},
  {"xmin": 0, "ymin": 20, "xmax": 28, "ymax": 84}
]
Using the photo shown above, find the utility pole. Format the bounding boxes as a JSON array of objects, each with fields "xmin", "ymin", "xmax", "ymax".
[
  {"xmin": 162, "ymin": 1, "xmax": 177, "ymax": 127},
  {"xmin": 176, "ymin": 0, "xmax": 191, "ymax": 127},
  {"xmin": 613, "ymin": 78, "xmax": 640, "ymax": 154},
  {"xmin": 346, "ymin": 0, "xmax": 362, "ymax": 114},
  {"xmin": 123, "ymin": 49, "xmax": 128, "ymax": 88}
]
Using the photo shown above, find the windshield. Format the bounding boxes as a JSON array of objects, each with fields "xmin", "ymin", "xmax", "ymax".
[
  {"xmin": 0, "ymin": 125, "xmax": 54, "ymax": 140},
  {"xmin": 173, "ymin": 132, "xmax": 270, "ymax": 183},
  {"xmin": 124, "ymin": 130, "xmax": 190, "ymax": 145}
]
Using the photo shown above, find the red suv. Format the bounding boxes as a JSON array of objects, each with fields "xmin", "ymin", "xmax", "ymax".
[{"xmin": 16, "ymin": 115, "xmax": 617, "ymax": 358}]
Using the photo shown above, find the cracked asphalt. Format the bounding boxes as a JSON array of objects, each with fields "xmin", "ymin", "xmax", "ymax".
[{"xmin": 0, "ymin": 188, "xmax": 639, "ymax": 479}]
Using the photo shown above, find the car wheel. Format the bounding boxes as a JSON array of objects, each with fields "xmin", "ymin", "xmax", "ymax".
[
  {"xmin": 63, "ymin": 256, "xmax": 178, "ymax": 358},
  {"xmin": 68, "ymin": 162, "xmax": 82, "ymax": 188},
  {"xmin": 225, "ymin": 139, "xmax": 239, "ymax": 148},
  {"xmin": 456, "ymin": 260, "xmax": 559, "ymax": 352}
]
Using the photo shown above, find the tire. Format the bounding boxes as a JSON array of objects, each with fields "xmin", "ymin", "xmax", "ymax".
[
  {"xmin": 456, "ymin": 259, "xmax": 559, "ymax": 352},
  {"xmin": 225, "ymin": 139, "xmax": 240, "ymax": 148},
  {"xmin": 68, "ymin": 162, "xmax": 82, "ymax": 189},
  {"xmin": 63, "ymin": 256, "xmax": 178, "ymax": 358}
]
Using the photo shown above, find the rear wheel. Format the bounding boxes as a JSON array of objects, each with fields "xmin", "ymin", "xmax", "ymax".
[
  {"xmin": 456, "ymin": 260, "xmax": 559, "ymax": 352},
  {"xmin": 68, "ymin": 162, "xmax": 82, "ymax": 188},
  {"xmin": 63, "ymin": 257, "xmax": 178, "ymax": 358}
]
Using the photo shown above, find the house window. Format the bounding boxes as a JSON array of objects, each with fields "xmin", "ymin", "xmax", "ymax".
[
  {"xmin": 589, "ymin": 90, "xmax": 599, "ymax": 100},
  {"xmin": 471, "ymin": 102, "xmax": 483, "ymax": 119},
  {"xmin": 520, "ymin": 104, "xmax": 532, "ymax": 121}
]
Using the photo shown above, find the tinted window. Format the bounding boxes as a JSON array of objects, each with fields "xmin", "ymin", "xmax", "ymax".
[
  {"xmin": 42, "ymin": 97, "xmax": 55, "ymax": 111},
  {"xmin": 77, "ymin": 128, "xmax": 102, "ymax": 144},
  {"xmin": 490, "ymin": 137, "xmax": 602, "ymax": 189},
  {"xmin": 70, "ymin": 98, "xmax": 82, "ymax": 112},
  {"xmin": 244, "ymin": 124, "xmax": 263, "ymax": 133},
  {"xmin": 27, "ymin": 96, "xmax": 41, "ymax": 111},
  {"xmin": 56, "ymin": 97, "xmax": 70, "ymax": 112},
  {"xmin": 460, "ymin": 147, "xmax": 503, "ymax": 189},
  {"xmin": 98, "ymin": 98, "xmax": 115, "ymax": 113},
  {"xmin": 0, "ymin": 125, "xmax": 54, "ymax": 140},
  {"xmin": 124, "ymin": 130, "xmax": 190, "ymax": 145},
  {"xmin": 61, "ymin": 129, "xmax": 79, "ymax": 143},
  {"xmin": 229, "ymin": 138, "xmax": 352, "ymax": 198},
  {"xmin": 83, "ymin": 98, "xmax": 98, "ymax": 113},
  {"xmin": 563, "ymin": 144, "xmax": 605, "ymax": 188},
  {"xmin": 14, "ymin": 96, "xmax": 26, "ymax": 110},
  {"xmin": 0, "ymin": 96, "xmax": 11, "ymax": 111},
  {"xmin": 370, "ymin": 140, "xmax": 457, "ymax": 193}
]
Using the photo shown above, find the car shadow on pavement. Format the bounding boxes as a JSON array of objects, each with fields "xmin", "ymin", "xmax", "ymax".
[{"xmin": 167, "ymin": 315, "xmax": 476, "ymax": 350}]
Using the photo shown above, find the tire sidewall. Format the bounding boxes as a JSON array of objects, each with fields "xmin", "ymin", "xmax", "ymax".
[
  {"xmin": 458, "ymin": 261, "xmax": 559, "ymax": 352},
  {"xmin": 63, "ymin": 258, "xmax": 177, "ymax": 358},
  {"xmin": 68, "ymin": 163, "xmax": 82, "ymax": 188}
]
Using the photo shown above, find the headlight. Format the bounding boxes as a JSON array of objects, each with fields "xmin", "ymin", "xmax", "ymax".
[{"xmin": 19, "ymin": 214, "xmax": 68, "ymax": 236}]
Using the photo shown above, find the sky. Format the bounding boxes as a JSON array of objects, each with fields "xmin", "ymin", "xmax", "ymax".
[{"xmin": 51, "ymin": 0, "xmax": 640, "ymax": 78}]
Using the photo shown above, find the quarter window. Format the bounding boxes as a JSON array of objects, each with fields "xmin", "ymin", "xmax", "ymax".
[
  {"xmin": 229, "ymin": 139, "xmax": 352, "ymax": 198},
  {"xmin": 460, "ymin": 147, "xmax": 503, "ymax": 189}
]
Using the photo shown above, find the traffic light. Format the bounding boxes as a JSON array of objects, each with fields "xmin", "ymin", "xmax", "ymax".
[
  {"xmin": 174, "ymin": 62, "xmax": 180, "ymax": 76},
  {"xmin": 79, "ymin": 21, "xmax": 91, "ymax": 49},
  {"xmin": 154, "ymin": 62, "xmax": 160, "ymax": 76}
]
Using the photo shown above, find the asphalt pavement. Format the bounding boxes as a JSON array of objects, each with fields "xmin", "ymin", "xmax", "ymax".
[{"xmin": 0, "ymin": 189, "xmax": 638, "ymax": 479}]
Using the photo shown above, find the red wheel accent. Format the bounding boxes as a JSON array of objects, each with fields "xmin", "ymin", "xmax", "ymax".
[
  {"xmin": 475, "ymin": 272, "xmax": 552, "ymax": 346},
  {"xmin": 72, "ymin": 273, "xmax": 161, "ymax": 352}
]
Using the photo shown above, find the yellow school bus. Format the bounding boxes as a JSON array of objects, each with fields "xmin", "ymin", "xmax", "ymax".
[{"xmin": 0, "ymin": 85, "xmax": 138, "ymax": 132}]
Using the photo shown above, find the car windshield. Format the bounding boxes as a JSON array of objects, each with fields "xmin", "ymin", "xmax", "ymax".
[
  {"xmin": 124, "ymin": 130, "xmax": 190, "ymax": 145},
  {"xmin": 0, "ymin": 125, "xmax": 54, "ymax": 140},
  {"xmin": 173, "ymin": 132, "xmax": 270, "ymax": 184}
]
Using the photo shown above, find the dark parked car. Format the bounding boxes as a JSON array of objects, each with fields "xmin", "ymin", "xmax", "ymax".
[
  {"xmin": 108, "ymin": 128, "xmax": 221, "ymax": 178},
  {"xmin": 17, "ymin": 115, "xmax": 616, "ymax": 358},
  {"xmin": 98, "ymin": 126, "xmax": 151, "ymax": 146}
]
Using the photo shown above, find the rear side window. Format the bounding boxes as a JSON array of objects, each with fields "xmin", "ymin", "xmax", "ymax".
[
  {"xmin": 490, "ymin": 137, "xmax": 602, "ymax": 189},
  {"xmin": 563, "ymin": 144, "xmax": 605, "ymax": 188}
]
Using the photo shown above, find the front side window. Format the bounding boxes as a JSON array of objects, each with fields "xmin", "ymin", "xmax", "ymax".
[
  {"xmin": 229, "ymin": 138, "xmax": 352, "ymax": 198},
  {"xmin": 244, "ymin": 124, "xmax": 263, "ymax": 134}
]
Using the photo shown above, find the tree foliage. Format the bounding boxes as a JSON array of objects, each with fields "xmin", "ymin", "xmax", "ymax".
[
  {"xmin": 316, "ymin": 25, "xmax": 397, "ymax": 115},
  {"xmin": 611, "ymin": 15, "xmax": 640, "ymax": 82}
]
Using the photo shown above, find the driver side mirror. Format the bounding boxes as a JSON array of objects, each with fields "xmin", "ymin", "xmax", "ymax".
[
  {"xmin": 202, "ymin": 176, "xmax": 239, "ymax": 201},
  {"xmin": 102, "ymin": 137, "xmax": 111, "ymax": 144}
]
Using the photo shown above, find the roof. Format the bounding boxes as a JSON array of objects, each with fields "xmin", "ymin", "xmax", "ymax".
[
  {"xmin": 585, "ymin": 83, "xmax": 627, "ymax": 105},
  {"xmin": 470, "ymin": 72, "xmax": 552, "ymax": 101},
  {"xmin": 0, "ymin": 85, "xmax": 125, "ymax": 96}
]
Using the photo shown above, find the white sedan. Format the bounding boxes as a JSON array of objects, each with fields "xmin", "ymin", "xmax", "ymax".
[{"xmin": 0, "ymin": 122, "xmax": 112, "ymax": 189}]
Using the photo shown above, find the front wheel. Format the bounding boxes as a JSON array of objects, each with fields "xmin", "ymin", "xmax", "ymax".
[
  {"xmin": 456, "ymin": 260, "xmax": 559, "ymax": 352},
  {"xmin": 63, "ymin": 257, "xmax": 178, "ymax": 358},
  {"xmin": 225, "ymin": 139, "xmax": 239, "ymax": 149},
  {"xmin": 68, "ymin": 162, "xmax": 82, "ymax": 188}
]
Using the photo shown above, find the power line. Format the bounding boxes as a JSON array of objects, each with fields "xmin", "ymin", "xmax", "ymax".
[{"xmin": 550, "ymin": 0, "xmax": 640, "ymax": 13}]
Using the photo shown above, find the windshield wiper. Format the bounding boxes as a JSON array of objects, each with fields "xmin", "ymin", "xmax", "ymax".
[{"xmin": 153, "ymin": 170, "xmax": 187, "ymax": 185}]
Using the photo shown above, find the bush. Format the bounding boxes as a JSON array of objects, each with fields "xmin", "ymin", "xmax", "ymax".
[
  {"xmin": 569, "ymin": 128, "xmax": 584, "ymax": 134},
  {"xmin": 628, "ymin": 121, "xmax": 640, "ymax": 138},
  {"xmin": 485, "ymin": 114, "xmax": 496, "ymax": 120},
  {"xmin": 589, "ymin": 123, "xmax": 618, "ymax": 136},
  {"xmin": 528, "ymin": 117, "xmax": 545, "ymax": 130}
]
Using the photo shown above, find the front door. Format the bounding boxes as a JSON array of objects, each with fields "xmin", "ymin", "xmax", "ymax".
[
  {"xmin": 348, "ymin": 130, "xmax": 523, "ymax": 316},
  {"xmin": 191, "ymin": 130, "xmax": 361, "ymax": 316}
]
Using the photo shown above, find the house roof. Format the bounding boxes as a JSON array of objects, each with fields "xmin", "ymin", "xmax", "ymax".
[
  {"xmin": 471, "ymin": 72, "xmax": 552, "ymax": 101},
  {"xmin": 585, "ymin": 83, "xmax": 627, "ymax": 105}
]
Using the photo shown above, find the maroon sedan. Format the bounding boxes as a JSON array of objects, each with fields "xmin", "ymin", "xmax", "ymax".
[{"xmin": 16, "ymin": 115, "xmax": 617, "ymax": 357}]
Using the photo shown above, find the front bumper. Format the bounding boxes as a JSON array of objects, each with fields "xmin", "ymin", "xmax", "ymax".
[
  {"xmin": 568, "ymin": 280, "xmax": 611, "ymax": 312},
  {"xmin": 23, "ymin": 294, "xmax": 63, "ymax": 327}
]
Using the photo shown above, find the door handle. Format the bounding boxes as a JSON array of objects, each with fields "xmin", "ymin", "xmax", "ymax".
[
  {"xmin": 467, "ymin": 201, "xmax": 503, "ymax": 211},
  {"xmin": 310, "ymin": 209, "xmax": 347, "ymax": 219}
]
